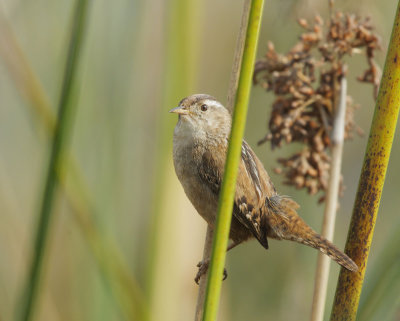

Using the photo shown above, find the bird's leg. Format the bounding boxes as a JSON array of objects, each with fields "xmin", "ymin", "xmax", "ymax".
[
  {"xmin": 195, "ymin": 240, "xmax": 240, "ymax": 284},
  {"xmin": 195, "ymin": 260, "xmax": 211, "ymax": 284}
]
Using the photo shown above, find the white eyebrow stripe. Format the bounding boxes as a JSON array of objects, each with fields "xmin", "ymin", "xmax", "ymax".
[{"xmin": 202, "ymin": 99, "xmax": 223, "ymax": 108}]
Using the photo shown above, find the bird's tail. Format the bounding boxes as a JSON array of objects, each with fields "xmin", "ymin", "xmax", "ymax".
[
  {"xmin": 289, "ymin": 227, "xmax": 358, "ymax": 272},
  {"xmin": 266, "ymin": 195, "xmax": 358, "ymax": 272}
]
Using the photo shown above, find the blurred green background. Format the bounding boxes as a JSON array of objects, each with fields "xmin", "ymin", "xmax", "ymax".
[{"xmin": 0, "ymin": 0, "xmax": 399, "ymax": 320}]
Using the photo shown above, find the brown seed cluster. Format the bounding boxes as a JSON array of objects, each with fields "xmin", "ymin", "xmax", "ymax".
[{"xmin": 254, "ymin": 11, "xmax": 380, "ymax": 202}]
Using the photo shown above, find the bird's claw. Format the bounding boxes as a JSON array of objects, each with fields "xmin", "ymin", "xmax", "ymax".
[
  {"xmin": 194, "ymin": 260, "xmax": 228, "ymax": 284},
  {"xmin": 195, "ymin": 260, "xmax": 208, "ymax": 284}
]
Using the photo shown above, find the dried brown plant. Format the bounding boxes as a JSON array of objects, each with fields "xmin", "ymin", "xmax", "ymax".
[{"xmin": 253, "ymin": 11, "xmax": 381, "ymax": 202}]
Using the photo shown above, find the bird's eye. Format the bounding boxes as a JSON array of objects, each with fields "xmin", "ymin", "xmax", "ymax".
[{"xmin": 200, "ymin": 104, "xmax": 208, "ymax": 112}]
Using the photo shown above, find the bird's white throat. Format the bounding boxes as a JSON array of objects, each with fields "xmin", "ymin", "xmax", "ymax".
[{"xmin": 173, "ymin": 117, "xmax": 206, "ymax": 147}]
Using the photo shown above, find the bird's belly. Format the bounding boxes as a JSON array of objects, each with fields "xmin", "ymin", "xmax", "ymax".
[
  {"xmin": 179, "ymin": 167, "xmax": 219, "ymax": 226},
  {"xmin": 173, "ymin": 142, "xmax": 217, "ymax": 225},
  {"xmin": 179, "ymin": 173, "xmax": 252, "ymax": 243},
  {"xmin": 173, "ymin": 143, "xmax": 253, "ymax": 243},
  {"xmin": 174, "ymin": 159, "xmax": 253, "ymax": 244}
]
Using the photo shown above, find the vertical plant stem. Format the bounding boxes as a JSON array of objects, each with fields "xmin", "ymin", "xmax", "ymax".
[
  {"xmin": 201, "ymin": 1, "xmax": 265, "ymax": 320},
  {"xmin": 0, "ymin": 11, "xmax": 147, "ymax": 321},
  {"xmin": 194, "ymin": 1, "xmax": 251, "ymax": 320},
  {"xmin": 330, "ymin": 2, "xmax": 400, "ymax": 320},
  {"xmin": 310, "ymin": 76, "xmax": 347, "ymax": 321},
  {"xmin": 19, "ymin": 1, "xmax": 90, "ymax": 321},
  {"xmin": 146, "ymin": 0, "xmax": 197, "ymax": 319}
]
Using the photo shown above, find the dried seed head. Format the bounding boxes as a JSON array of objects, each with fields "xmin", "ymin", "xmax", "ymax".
[{"xmin": 254, "ymin": 9, "xmax": 380, "ymax": 201}]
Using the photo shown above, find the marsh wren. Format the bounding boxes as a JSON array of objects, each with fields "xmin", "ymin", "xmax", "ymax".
[{"xmin": 170, "ymin": 94, "xmax": 357, "ymax": 283}]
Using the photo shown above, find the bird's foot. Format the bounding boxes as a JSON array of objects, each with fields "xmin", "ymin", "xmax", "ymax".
[
  {"xmin": 195, "ymin": 260, "xmax": 228, "ymax": 285},
  {"xmin": 195, "ymin": 260, "xmax": 209, "ymax": 284}
]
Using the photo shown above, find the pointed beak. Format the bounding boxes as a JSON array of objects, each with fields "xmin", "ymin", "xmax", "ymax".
[{"xmin": 169, "ymin": 106, "xmax": 189, "ymax": 115}]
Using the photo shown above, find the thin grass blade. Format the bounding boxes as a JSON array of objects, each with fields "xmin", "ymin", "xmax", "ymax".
[{"xmin": 18, "ymin": 1, "xmax": 90, "ymax": 320}]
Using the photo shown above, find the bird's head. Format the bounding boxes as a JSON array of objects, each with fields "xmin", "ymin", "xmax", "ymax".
[{"xmin": 169, "ymin": 94, "xmax": 231, "ymax": 141}]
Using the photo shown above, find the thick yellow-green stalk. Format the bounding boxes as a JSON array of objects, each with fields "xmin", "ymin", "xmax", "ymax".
[
  {"xmin": 330, "ymin": 2, "xmax": 400, "ymax": 321},
  {"xmin": 202, "ymin": 1, "xmax": 265, "ymax": 320}
]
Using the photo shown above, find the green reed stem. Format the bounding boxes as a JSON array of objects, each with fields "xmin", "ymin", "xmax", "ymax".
[
  {"xmin": 201, "ymin": 0, "xmax": 265, "ymax": 320},
  {"xmin": 1, "ymin": 6, "xmax": 148, "ymax": 321},
  {"xmin": 19, "ymin": 1, "xmax": 90, "ymax": 320}
]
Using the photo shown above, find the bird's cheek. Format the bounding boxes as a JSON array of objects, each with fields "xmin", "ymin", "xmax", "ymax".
[{"xmin": 205, "ymin": 117, "xmax": 218, "ymax": 130}]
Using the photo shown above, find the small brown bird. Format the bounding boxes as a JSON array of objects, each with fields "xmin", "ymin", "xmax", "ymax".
[{"xmin": 170, "ymin": 94, "xmax": 358, "ymax": 283}]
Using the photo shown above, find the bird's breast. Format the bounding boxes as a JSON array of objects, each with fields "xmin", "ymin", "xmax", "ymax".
[{"xmin": 173, "ymin": 136, "xmax": 218, "ymax": 226}]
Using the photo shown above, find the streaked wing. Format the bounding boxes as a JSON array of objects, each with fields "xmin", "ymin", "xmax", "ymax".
[
  {"xmin": 197, "ymin": 140, "xmax": 277, "ymax": 249},
  {"xmin": 234, "ymin": 141, "xmax": 277, "ymax": 249},
  {"xmin": 198, "ymin": 150, "xmax": 222, "ymax": 195}
]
